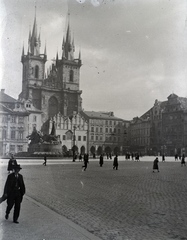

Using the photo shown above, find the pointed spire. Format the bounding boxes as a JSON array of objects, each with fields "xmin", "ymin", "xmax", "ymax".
[
  {"xmin": 56, "ymin": 51, "xmax": 58, "ymax": 61},
  {"xmin": 29, "ymin": 5, "xmax": 40, "ymax": 56},
  {"xmin": 22, "ymin": 43, "xmax": 25, "ymax": 56},
  {"xmin": 79, "ymin": 49, "xmax": 81, "ymax": 60},
  {"xmin": 44, "ymin": 41, "xmax": 47, "ymax": 55}
]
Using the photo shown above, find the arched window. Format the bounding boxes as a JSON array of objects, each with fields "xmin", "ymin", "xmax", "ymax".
[
  {"xmin": 69, "ymin": 70, "xmax": 74, "ymax": 82},
  {"xmin": 48, "ymin": 96, "xmax": 58, "ymax": 118},
  {"xmin": 35, "ymin": 65, "xmax": 39, "ymax": 79}
]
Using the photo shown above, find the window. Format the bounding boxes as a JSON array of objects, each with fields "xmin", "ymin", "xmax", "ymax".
[
  {"xmin": 96, "ymin": 136, "xmax": 98, "ymax": 140},
  {"xmin": 78, "ymin": 136, "xmax": 81, "ymax": 141},
  {"xmin": 83, "ymin": 136, "xmax": 86, "ymax": 141},
  {"xmin": 33, "ymin": 115, "xmax": 37, "ymax": 122},
  {"xmin": 91, "ymin": 135, "xmax": 94, "ymax": 140},
  {"xmin": 11, "ymin": 130, "xmax": 16, "ymax": 139},
  {"xmin": 100, "ymin": 127, "xmax": 102, "ymax": 133},
  {"xmin": 96, "ymin": 127, "xmax": 98, "ymax": 132},
  {"xmin": 17, "ymin": 145, "xmax": 23, "ymax": 152},
  {"xmin": 18, "ymin": 117, "xmax": 24, "ymax": 123},
  {"xmin": 10, "ymin": 145, "xmax": 15, "ymax": 152},
  {"xmin": 2, "ymin": 129, "xmax": 6, "ymax": 139},
  {"xmin": 91, "ymin": 127, "xmax": 94, "ymax": 132},
  {"xmin": 35, "ymin": 65, "xmax": 39, "ymax": 78},
  {"xmin": 100, "ymin": 136, "xmax": 102, "ymax": 141},
  {"xmin": 11, "ymin": 116, "xmax": 16, "ymax": 123},
  {"xmin": 63, "ymin": 135, "xmax": 66, "ymax": 140},
  {"xmin": 105, "ymin": 128, "xmax": 108, "ymax": 133},
  {"xmin": 69, "ymin": 70, "xmax": 74, "ymax": 82},
  {"xmin": 106, "ymin": 120, "xmax": 108, "ymax": 125},
  {"xmin": 18, "ymin": 131, "xmax": 23, "ymax": 140}
]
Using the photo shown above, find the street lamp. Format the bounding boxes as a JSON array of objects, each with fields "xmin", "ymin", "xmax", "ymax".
[{"xmin": 72, "ymin": 125, "xmax": 76, "ymax": 162}]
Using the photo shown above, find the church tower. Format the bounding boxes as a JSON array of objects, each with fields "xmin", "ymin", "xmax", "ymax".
[
  {"xmin": 41, "ymin": 16, "xmax": 82, "ymax": 124},
  {"xmin": 19, "ymin": 12, "xmax": 47, "ymax": 110},
  {"xmin": 19, "ymin": 10, "xmax": 83, "ymax": 134}
]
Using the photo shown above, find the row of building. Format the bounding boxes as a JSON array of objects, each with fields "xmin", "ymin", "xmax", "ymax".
[
  {"xmin": 0, "ymin": 88, "xmax": 187, "ymax": 157},
  {"xmin": 0, "ymin": 10, "xmax": 187, "ymax": 157}
]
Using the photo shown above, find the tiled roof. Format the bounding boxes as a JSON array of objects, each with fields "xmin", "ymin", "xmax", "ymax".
[
  {"xmin": 82, "ymin": 111, "xmax": 124, "ymax": 121},
  {"xmin": 0, "ymin": 91, "xmax": 17, "ymax": 103}
]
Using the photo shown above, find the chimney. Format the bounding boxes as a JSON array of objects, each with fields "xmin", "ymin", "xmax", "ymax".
[{"xmin": 1, "ymin": 89, "xmax": 5, "ymax": 93}]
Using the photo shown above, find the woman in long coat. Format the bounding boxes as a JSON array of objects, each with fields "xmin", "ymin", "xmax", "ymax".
[{"xmin": 153, "ymin": 157, "xmax": 159, "ymax": 172}]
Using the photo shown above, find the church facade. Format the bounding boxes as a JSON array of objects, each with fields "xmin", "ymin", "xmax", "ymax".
[{"xmin": 19, "ymin": 14, "xmax": 83, "ymax": 134}]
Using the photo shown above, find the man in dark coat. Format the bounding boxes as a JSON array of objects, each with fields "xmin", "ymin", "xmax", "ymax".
[
  {"xmin": 99, "ymin": 154, "xmax": 104, "ymax": 167},
  {"xmin": 2, "ymin": 164, "xmax": 25, "ymax": 223},
  {"xmin": 113, "ymin": 155, "xmax": 118, "ymax": 170},
  {"xmin": 82, "ymin": 153, "xmax": 89, "ymax": 171}
]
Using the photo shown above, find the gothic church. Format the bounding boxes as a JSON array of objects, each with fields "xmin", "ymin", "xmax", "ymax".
[{"xmin": 19, "ymin": 13, "xmax": 83, "ymax": 133}]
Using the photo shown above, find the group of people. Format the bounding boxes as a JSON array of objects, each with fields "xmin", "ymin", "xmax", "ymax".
[
  {"xmin": 153, "ymin": 153, "xmax": 186, "ymax": 172},
  {"xmin": 0, "ymin": 154, "xmax": 25, "ymax": 224}
]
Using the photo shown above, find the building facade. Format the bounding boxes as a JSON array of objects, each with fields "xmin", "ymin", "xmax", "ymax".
[
  {"xmin": 129, "ymin": 94, "xmax": 187, "ymax": 156},
  {"xmin": 81, "ymin": 111, "xmax": 129, "ymax": 156},
  {"xmin": 49, "ymin": 112, "xmax": 88, "ymax": 156},
  {"xmin": 0, "ymin": 90, "xmax": 29, "ymax": 156},
  {"xmin": 129, "ymin": 116, "xmax": 151, "ymax": 155}
]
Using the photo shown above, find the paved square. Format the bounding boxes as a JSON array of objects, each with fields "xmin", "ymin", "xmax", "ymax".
[{"xmin": 1, "ymin": 158, "xmax": 187, "ymax": 240}]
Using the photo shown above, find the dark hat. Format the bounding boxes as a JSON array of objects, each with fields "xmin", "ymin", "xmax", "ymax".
[{"xmin": 13, "ymin": 164, "xmax": 22, "ymax": 170}]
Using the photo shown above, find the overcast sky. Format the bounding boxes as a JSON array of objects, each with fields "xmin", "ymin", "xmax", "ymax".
[{"xmin": 0, "ymin": 0, "xmax": 187, "ymax": 120}]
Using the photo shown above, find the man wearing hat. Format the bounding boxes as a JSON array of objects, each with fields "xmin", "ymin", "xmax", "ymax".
[{"xmin": 2, "ymin": 164, "xmax": 25, "ymax": 223}]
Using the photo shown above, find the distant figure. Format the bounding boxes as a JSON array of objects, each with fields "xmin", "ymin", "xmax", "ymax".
[
  {"xmin": 1, "ymin": 164, "xmax": 25, "ymax": 224},
  {"xmin": 131, "ymin": 153, "xmax": 134, "ymax": 161},
  {"xmin": 99, "ymin": 154, "xmax": 104, "ymax": 167},
  {"xmin": 113, "ymin": 155, "xmax": 118, "ymax": 170},
  {"xmin": 43, "ymin": 154, "xmax": 47, "ymax": 166},
  {"xmin": 79, "ymin": 153, "xmax": 82, "ymax": 162},
  {"xmin": 93, "ymin": 153, "xmax": 96, "ymax": 159},
  {"xmin": 135, "ymin": 153, "xmax": 140, "ymax": 161},
  {"xmin": 82, "ymin": 153, "xmax": 89, "ymax": 171},
  {"xmin": 162, "ymin": 154, "xmax": 165, "ymax": 162},
  {"xmin": 153, "ymin": 157, "xmax": 159, "ymax": 173},
  {"xmin": 181, "ymin": 154, "xmax": 186, "ymax": 167},
  {"xmin": 109, "ymin": 153, "xmax": 112, "ymax": 159},
  {"xmin": 175, "ymin": 154, "xmax": 178, "ymax": 161},
  {"xmin": 7, "ymin": 154, "xmax": 17, "ymax": 173}
]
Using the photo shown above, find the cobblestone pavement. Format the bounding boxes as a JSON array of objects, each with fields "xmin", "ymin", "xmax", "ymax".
[{"xmin": 1, "ymin": 158, "xmax": 187, "ymax": 240}]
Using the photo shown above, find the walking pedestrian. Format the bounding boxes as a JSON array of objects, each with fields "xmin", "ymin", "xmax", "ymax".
[
  {"xmin": 162, "ymin": 154, "xmax": 165, "ymax": 162},
  {"xmin": 82, "ymin": 153, "xmax": 89, "ymax": 171},
  {"xmin": 1, "ymin": 164, "xmax": 25, "ymax": 223},
  {"xmin": 113, "ymin": 155, "xmax": 118, "ymax": 170},
  {"xmin": 181, "ymin": 154, "xmax": 186, "ymax": 167},
  {"xmin": 153, "ymin": 157, "xmax": 159, "ymax": 173},
  {"xmin": 43, "ymin": 154, "xmax": 47, "ymax": 166},
  {"xmin": 7, "ymin": 154, "xmax": 17, "ymax": 173},
  {"xmin": 99, "ymin": 154, "xmax": 104, "ymax": 167}
]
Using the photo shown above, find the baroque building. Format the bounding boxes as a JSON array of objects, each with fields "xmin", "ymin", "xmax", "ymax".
[
  {"xmin": 129, "ymin": 93, "xmax": 187, "ymax": 156},
  {"xmin": 19, "ymin": 14, "xmax": 82, "ymax": 134},
  {"xmin": 0, "ymin": 89, "xmax": 29, "ymax": 156},
  {"xmin": 81, "ymin": 111, "xmax": 129, "ymax": 156}
]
